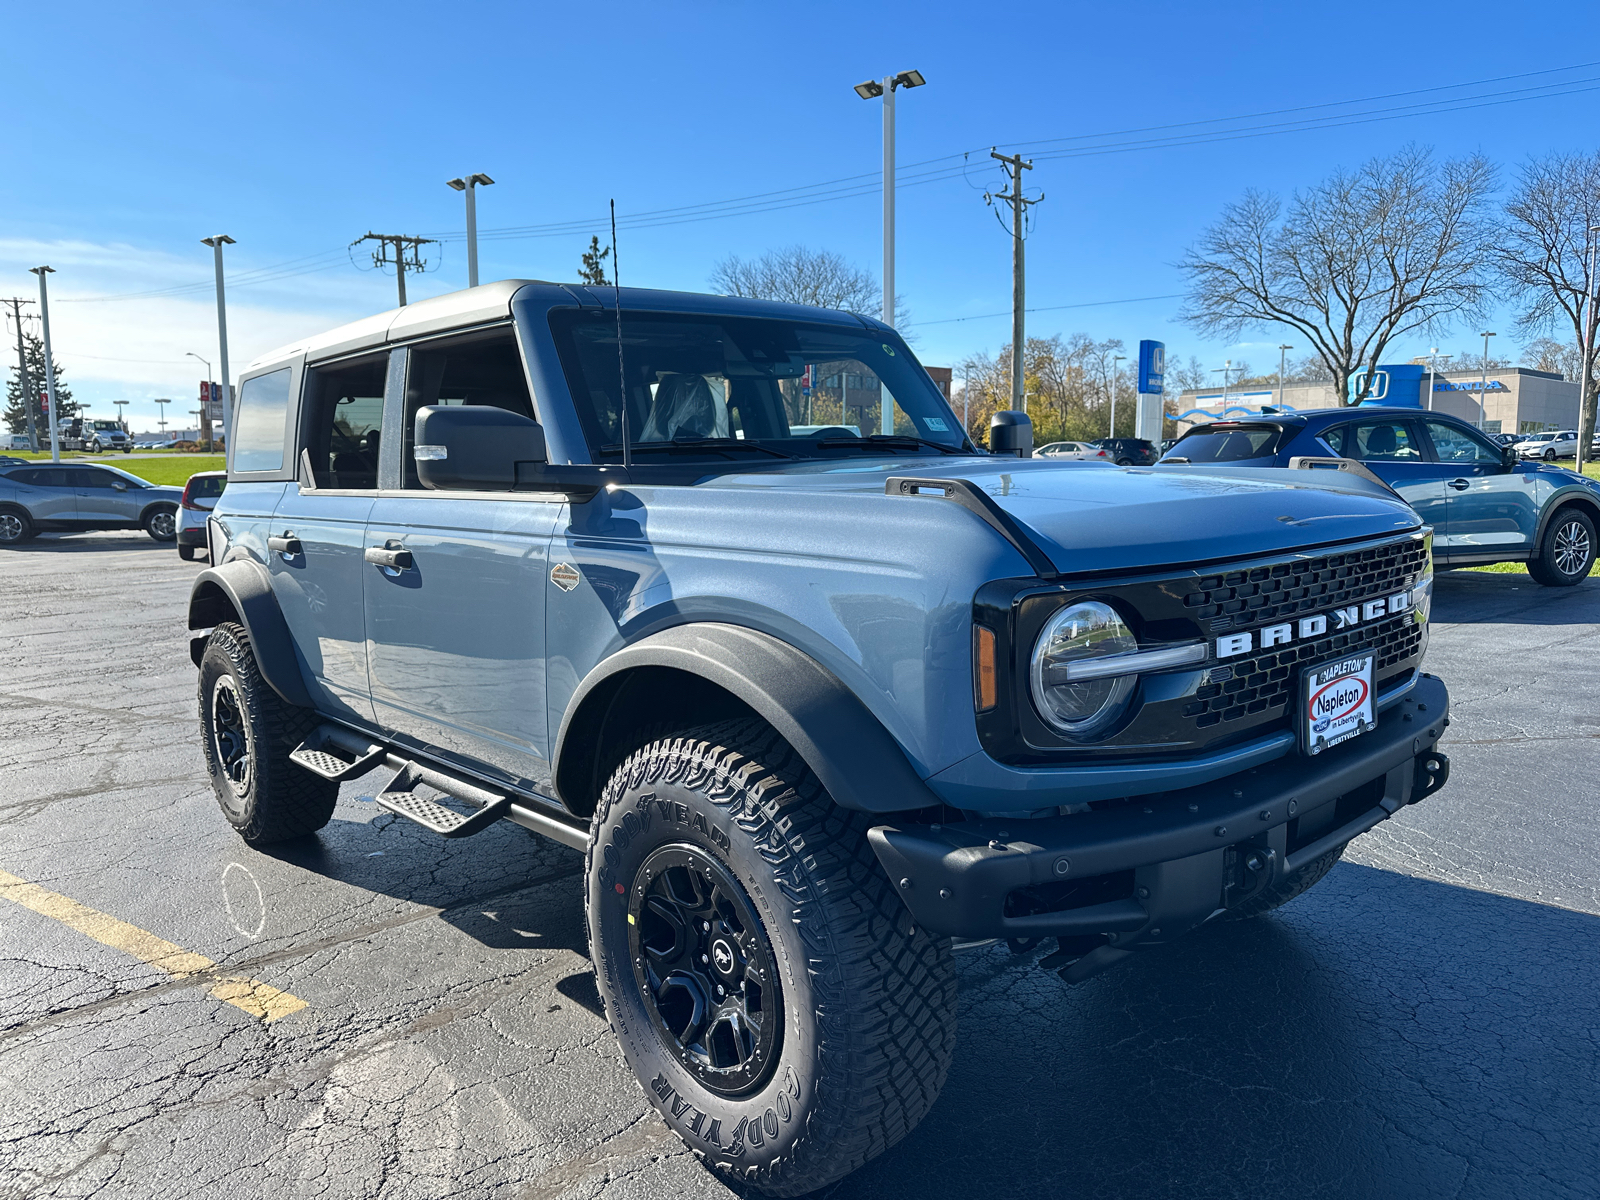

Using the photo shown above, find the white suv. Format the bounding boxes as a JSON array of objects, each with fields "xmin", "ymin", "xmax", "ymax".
[{"xmin": 1517, "ymin": 430, "xmax": 1579, "ymax": 461}]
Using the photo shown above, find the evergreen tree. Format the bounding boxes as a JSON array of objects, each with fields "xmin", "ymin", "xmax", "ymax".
[
  {"xmin": 579, "ymin": 236, "xmax": 611, "ymax": 285},
  {"xmin": 4, "ymin": 331, "xmax": 76, "ymax": 436}
]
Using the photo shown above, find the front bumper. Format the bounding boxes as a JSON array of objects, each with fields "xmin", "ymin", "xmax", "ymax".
[{"xmin": 870, "ymin": 673, "xmax": 1449, "ymax": 961}]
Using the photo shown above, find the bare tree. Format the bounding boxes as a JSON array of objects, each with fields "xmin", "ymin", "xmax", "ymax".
[
  {"xmin": 1496, "ymin": 152, "xmax": 1600, "ymax": 453},
  {"xmin": 710, "ymin": 246, "xmax": 879, "ymax": 312},
  {"xmin": 1521, "ymin": 336, "xmax": 1583, "ymax": 381},
  {"xmin": 1180, "ymin": 146, "xmax": 1495, "ymax": 406}
]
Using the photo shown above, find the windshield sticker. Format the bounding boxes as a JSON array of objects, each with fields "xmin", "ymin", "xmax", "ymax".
[
  {"xmin": 881, "ymin": 344, "xmax": 896, "ymax": 356},
  {"xmin": 923, "ymin": 417, "xmax": 949, "ymax": 432}
]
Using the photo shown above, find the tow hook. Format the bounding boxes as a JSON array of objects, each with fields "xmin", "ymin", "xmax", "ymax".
[{"xmin": 1411, "ymin": 751, "xmax": 1450, "ymax": 803}]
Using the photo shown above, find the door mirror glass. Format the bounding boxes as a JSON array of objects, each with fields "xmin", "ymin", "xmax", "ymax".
[{"xmin": 413, "ymin": 405, "xmax": 547, "ymax": 491}]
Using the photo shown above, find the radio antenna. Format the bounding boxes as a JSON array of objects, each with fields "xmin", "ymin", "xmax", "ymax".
[{"xmin": 610, "ymin": 199, "xmax": 631, "ymax": 471}]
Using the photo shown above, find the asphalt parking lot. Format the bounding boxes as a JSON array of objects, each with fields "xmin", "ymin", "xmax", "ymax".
[{"xmin": 1, "ymin": 531, "xmax": 1596, "ymax": 1200}]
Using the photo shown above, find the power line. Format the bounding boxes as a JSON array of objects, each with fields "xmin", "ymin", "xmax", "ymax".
[{"xmin": 920, "ymin": 293, "xmax": 1185, "ymax": 326}]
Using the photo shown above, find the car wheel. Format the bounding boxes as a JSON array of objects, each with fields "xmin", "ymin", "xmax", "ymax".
[
  {"xmin": 1528, "ymin": 508, "xmax": 1596, "ymax": 587},
  {"xmin": 1544, "ymin": 448, "xmax": 1556, "ymax": 461},
  {"xmin": 1116, "ymin": 457, "xmax": 1133, "ymax": 466},
  {"xmin": 143, "ymin": 505, "xmax": 177, "ymax": 541},
  {"xmin": 1227, "ymin": 843, "xmax": 1346, "ymax": 919},
  {"xmin": 0, "ymin": 508, "xmax": 35, "ymax": 546},
  {"xmin": 198, "ymin": 622, "xmax": 337, "ymax": 844},
  {"xmin": 586, "ymin": 719, "xmax": 957, "ymax": 1196}
]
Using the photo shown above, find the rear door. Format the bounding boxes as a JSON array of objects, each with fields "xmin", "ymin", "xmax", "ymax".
[
  {"xmin": 362, "ymin": 329, "xmax": 562, "ymax": 793},
  {"xmin": 1322, "ymin": 418, "xmax": 1450, "ymax": 532},
  {"xmin": 10, "ymin": 468, "xmax": 76, "ymax": 524}
]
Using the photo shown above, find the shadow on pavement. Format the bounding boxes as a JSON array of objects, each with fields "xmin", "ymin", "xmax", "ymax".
[
  {"xmin": 832, "ymin": 862, "xmax": 1598, "ymax": 1200},
  {"xmin": 5, "ymin": 533, "xmax": 177, "ymax": 554},
  {"xmin": 1433, "ymin": 569, "xmax": 1597, "ymax": 625}
]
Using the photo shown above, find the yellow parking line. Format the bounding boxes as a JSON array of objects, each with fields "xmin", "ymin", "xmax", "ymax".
[{"xmin": 0, "ymin": 868, "xmax": 307, "ymax": 1023}]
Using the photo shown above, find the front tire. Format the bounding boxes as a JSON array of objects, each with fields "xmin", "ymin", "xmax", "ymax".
[
  {"xmin": 586, "ymin": 720, "xmax": 956, "ymax": 1196},
  {"xmin": 198, "ymin": 622, "xmax": 337, "ymax": 844},
  {"xmin": 1528, "ymin": 508, "xmax": 1595, "ymax": 586},
  {"xmin": 143, "ymin": 505, "xmax": 177, "ymax": 542}
]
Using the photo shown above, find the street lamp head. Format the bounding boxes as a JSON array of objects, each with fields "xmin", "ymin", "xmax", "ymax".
[
  {"xmin": 892, "ymin": 69, "xmax": 926, "ymax": 89},
  {"xmin": 854, "ymin": 79, "xmax": 884, "ymax": 99},
  {"xmin": 200, "ymin": 235, "xmax": 235, "ymax": 248},
  {"xmin": 467, "ymin": 173, "xmax": 495, "ymax": 188},
  {"xmin": 29, "ymin": 265, "xmax": 54, "ymax": 276},
  {"xmin": 446, "ymin": 177, "xmax": 466, "ymax": 191},
  {"xmin": 1279, "ymin": 343, "xmax": 1294, "ymax": 350}
]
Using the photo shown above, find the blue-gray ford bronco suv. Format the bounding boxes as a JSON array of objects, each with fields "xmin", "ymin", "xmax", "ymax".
[{"xmin": 190, "ymin": 281, "xmax": 1451, "ymax": 1194}]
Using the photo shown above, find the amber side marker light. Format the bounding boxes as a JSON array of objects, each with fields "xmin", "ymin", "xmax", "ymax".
[{"xmin": 974, "ymin": 626, "xmax": 998, "ymax": 712}]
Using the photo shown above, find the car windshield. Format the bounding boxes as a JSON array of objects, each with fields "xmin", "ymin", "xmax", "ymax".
[
  {"xmin": 549, "ymin": 310, "xmax": 971, "ymax": 462},
  {"xmin": 91, "ymin": 420, "xmax": 121, "ymax": 431},
  {"xmin": 1524, "ymin": 433, "xmax": 1554, "ymax": 442},
  {"xmin": 1162, "ymin": 425, "xmax": 1284, "ymax": 462}
]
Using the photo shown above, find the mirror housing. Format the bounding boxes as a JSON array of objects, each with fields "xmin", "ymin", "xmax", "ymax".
[
  {"xmin": 1503, "ymin": 443, "xmax": 1520, "ymax": 468},
  {"xmin": 414, "ymin": 405, "xmax": 547, "ymax": 491},
  {"xmin": 989, "ymin": 410, "xmax": 1033, "ymax": 458}
]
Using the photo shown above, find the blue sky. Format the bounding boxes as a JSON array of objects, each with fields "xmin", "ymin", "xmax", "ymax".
[{"xmin": 5, "ymin": 0, "xmax": 1600, "ymax": 429}]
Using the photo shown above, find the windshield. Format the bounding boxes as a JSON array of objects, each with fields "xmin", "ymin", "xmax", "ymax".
[
  {"xmin": 1162, "ymin": 425, "xmax": 1285, "ymax": 462},
  {"xmin": 1523, "ymin": 433, "xmax": 1554, "ymax": 442},
  {"xmin": 91, "ymin": 420, "xmax": 121, "ymax": 431},
  {"xmin": 549, "ymin": 310, "xmax": 970, "ymax": 462}
]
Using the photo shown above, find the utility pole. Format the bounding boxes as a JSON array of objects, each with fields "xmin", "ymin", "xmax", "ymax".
[
  {"xmin": 446, "ymin": 174, "xmax": 495, "ymax": 288},
  {"xmin": 1478, "ymin": 331, "xmax": 1495, "ymax": 432},
  {"xmin": 353, "ymin": 232, "xmax": 437, "ymax": 307},
  {"xmin": 1278, "ymin": 343, "xmax": 1294, "ymax": 411},
  {"xmin": 29, "ymin": 268, "xmax": 61, "ymax": 464},
  {"xmin": 988, "ymin": 149, "xmax": 1041, "ymax": 413},
  {"xmin": 200, "ymin": 236, "xmax": 235, "ymax": 450},
  {"xmin": 1107, "ymin": 354, "xmax": 1125, "ymax": 436},
  {"xmin": 3, "ymin": 297, "xmax": 39, "ymax": 451}
]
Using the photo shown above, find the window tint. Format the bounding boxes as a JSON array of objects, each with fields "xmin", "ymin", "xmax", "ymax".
[
  {"xmin": 1425, "ymin": 419, "xmax": 1501, "ymax": 465},
  {"xmin": 304, "ymin": 356, "xmax": 388, "ymax": 489},
  {"xmin": 1323, "ymin": 421, "xmax": 1422, "ymax": 461},
  {"xmin": 1164, "ymin": 426, "xmax": 1283, "ymax": 462},
  {"xmin": 399, "ymin": 331, "xmax": 534, "ymax": 489},
  {"xmin": 13, "ymin": 467, "xmax": 68, "ymax": 487},
  {"xmin": 233, "ymin": 368, "xmax": 292, "ymax": 472},
  {"xmin": 67, "ymin": 467, "xmax": 117, "ymax": 488}
]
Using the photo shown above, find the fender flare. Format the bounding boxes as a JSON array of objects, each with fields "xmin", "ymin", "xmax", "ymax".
[
  {"xmin": 187, "ymin": 558, "xmax": 314, "ymax": 708},
  {"xmin": 552, "ymin": 623, "xmax": 941, "ymax": 815},
  {"xmin": 1533, "ymin": 487, "xmax": 1600, "ymax": 548}
]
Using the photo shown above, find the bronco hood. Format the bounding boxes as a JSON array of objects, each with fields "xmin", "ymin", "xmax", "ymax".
[{"xmin": 718, "ymin": 458, "xmax": 1421, "ymax": 575}]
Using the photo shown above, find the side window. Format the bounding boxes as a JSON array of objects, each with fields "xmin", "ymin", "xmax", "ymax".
[
  {"xmin": 1328, "ymin": 420, "xmax": 1422, "ymax": 462},
  {"xmin": 233, "ymin": 368, "xmax": 292, "ymax": 473},
  {"xmin": 67, "ymin": 468, "xmax": 116, "ymax": 489},
  {"xmin": 1425, "ymin": 419, "xmax": 1501, "ymax": 465},
  {"xmin": 17, "ymin": 468, "xmax": 68, "ymax": 488},
  {"xmin": 303, "ymin": 356, "xmax": 388, "ymax": 489},
  {"xmin": 398, "ymin": 331, "xmax": 533, "ymax": 489}
]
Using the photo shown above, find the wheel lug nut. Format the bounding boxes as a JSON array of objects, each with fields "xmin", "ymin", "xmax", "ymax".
[{"xmin": 701, "ymin": 954, "xmax": 709, "ymax": 963}]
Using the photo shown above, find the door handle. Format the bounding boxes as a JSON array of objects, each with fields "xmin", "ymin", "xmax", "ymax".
[
  {"xmin": 267, "ymin": 533, "xmax": 302, "ymax": 556},
  {"xmin": 1446, "ymin": 479, "xmax": 1470, "ymax": 491},
  {"xmin": 364, "ymin": 545, "xmax": 413, "ymax": 570}
]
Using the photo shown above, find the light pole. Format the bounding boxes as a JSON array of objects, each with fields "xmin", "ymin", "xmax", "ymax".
[
  {"xmin": 155, "ymin": 397, "xmax": 170, "ymax": 437},
  {"xmin": 854, "ymin": 70, "xmax": 925, "ymax": 339},
  {"xmin": 1214, "ymin": 359, "xmax": 1238, "ymax": 411},
  {"xmin": 1278, "ymin": 343, "xmax": 1294, "ymax": 411},
  {"xmin": 201, "ymin": 235, "xmax": 234, "ymax": 451},
  {"xmin": 1107, "ymin": 354, "xmax": 1125, "ymax": 436},
  {"xmin": 29, "ymin": 267, "xmax": 61, "ymax": 464},
  {"xmin": 113, "ymin": 398, "xmax": 128, "ymax": 433},
  {"xmin": 187, "ymin": 351, "xmax": 214, "ymax": 448},
  {"xmin": 1478, "ymin": 332, "xmax": 1496, "ymax": 431},
  {"xmin": 446, "ymin": 173, "xmax": 495, "ymax": 288}
]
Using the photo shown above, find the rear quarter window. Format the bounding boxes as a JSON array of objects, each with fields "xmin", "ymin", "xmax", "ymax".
[{"xmin": 232, "ymin": 368, "xmax": 293, "ymax": 473}]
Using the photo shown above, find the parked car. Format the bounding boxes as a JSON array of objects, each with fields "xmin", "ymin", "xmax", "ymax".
[
  {"xmin": 1089, "ymin": 436, "xmax": 1159, "ymax": 465},
  {"xmin": 1491, "ymin": 432, "xmax": 1521, "ymax": 447},
  {"xmin": 1159, "ymin": 408, "xmax": 1600, "ymax": 585},
  {"xmin": 1515, "ymin": 430, "xmax": 1579, "ymax": 461},
  {"xmin": 189, "ymin": 281, "xmax": 1451, "ymax": 1194},
  {"xmin": 176, "ymin": 471, "xmax": 226, "ymax": 561},
  {"xmin": 6, "ymin": 434, "xmax": 33, "ymax": 451},
  {"xmin": 0, "ymin": 455, "xmax": 28, "ymax": 466},
  {"xmin": 1036, "ymin": 440, "xmax": 1109, "ymax": 460},
  {"xmin": 0, "ymin": 462, "xmax": 181, "ymax": 545}
]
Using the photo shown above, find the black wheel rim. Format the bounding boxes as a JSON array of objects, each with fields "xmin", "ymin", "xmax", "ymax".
[
  {"xmin": 209, "ymin": 674, "xmax": 252, "ymax": 803},
  {"xmin": 628, "ymin": 844, "xmax": 781, "ymax": 1097},
  {"xmin": 1554, "ymin": 519, "xmax": 1591, "ymax": 577}
]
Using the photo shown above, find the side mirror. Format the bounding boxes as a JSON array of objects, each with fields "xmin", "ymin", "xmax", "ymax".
[
  {"xmin": 112, "ymin": 482, "xmax": 128, "ymax": 491},
  {"xmin": 1503, "ymin": 444, "xmax": 1519, "ymax": 468},
  {"xmin": 989, "ymin": 410, "xmax": 1033, "ymax": 458},
  {"xmin": 414, "ymin": 405, "xmax": 547, "ymax": 491}
]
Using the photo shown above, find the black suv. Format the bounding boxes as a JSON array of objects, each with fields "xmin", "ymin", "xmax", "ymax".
[{"xmin": 1091, "ymin": 436, "xmax": 1159, "ymax": 465}]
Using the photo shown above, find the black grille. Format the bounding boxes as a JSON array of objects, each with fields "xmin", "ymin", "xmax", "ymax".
[
  {"xmin": 1182, "ymin": 613, "xmax": 1423, "ymax": 727},
  {"xmin": 1182, "ymin": 538, "xmax": 1429, "ymax": 632}
]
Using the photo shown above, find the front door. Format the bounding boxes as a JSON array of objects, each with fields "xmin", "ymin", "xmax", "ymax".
[
  {"xmin": 67, "ymin": 466, "xmax": 141, "ymax": 525},
  {"xmin": 264, "ymin": 352, "xmax": 390, "ymax": 725},
  {"xmin": 1420, "ymin": 417, "xmax": 1540, "ymax": 558}
]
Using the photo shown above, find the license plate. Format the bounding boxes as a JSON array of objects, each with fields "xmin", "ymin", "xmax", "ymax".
[{"xmin": 1300, "ymin": 653, "xmax": 1375, "ymax": 756}]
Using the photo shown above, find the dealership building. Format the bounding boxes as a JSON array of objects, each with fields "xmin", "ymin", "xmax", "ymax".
[{"xmin": 1174, "ymin": 364, "xmax": 1580, "ymax": 436}]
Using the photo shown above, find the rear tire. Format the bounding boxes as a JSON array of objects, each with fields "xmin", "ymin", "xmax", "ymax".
[
  {"xmin": 1228, "ymin": 843, "xmax": 1345, "ymax": 919},
  {"xmin": 198, "ymin": 622, "xmax": 336, "ymax": 844},
  {"xmin": 143, "ymin": 505, "xmax": 177, "ymax": 542},
  {"xmin": 0, "ymin": 508, "xmax": 34, "ymax": 546},
  {"xmin": 1527, "ymin": 508, "xmax": 1595, "ymax": 586},
  {"xmin": 586, "ymin": 719, "xmax": 956, "ymax": 1196}
]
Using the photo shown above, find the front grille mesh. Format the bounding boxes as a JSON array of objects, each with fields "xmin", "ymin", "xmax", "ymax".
[
  {"xmin": 1182, "ymin": 538, "xmax": 1428, "ymax": 632},
  {"xmin": 1182, "ymin": 613, "xmax": 1423, "ymax": 727}
]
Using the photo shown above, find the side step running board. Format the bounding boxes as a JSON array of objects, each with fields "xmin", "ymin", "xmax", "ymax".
[
  {"xmin": 289, "ymin": 725, "xmax": 387, "ymax": 782},
  {"xmin": 375, "ymin": 761, "xmax": 512, "ymax": 838}
]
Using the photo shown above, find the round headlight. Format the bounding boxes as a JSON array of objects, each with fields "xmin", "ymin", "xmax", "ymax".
[{"xmin": 1030, "ymin": 601, "xmax": 1138, "ymax": 737}]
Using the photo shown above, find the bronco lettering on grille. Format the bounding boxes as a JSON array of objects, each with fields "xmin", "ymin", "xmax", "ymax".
[{"xmin": 1217, "ymin": 588, "xmax": 1416, "ymax": 658}]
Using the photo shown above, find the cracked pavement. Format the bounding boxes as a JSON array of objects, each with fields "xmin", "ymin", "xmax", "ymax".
[{"xmin": 1, "ymin": 532, "xmax": 1595, "ymax": 1199}]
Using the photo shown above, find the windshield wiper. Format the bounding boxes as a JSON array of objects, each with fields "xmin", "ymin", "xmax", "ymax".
[
  {"xmin": 599, "ymin": 438, "xmax": 795, "ymax": 460},
  {"xmin": 816, "ymin": 434, "xmax": 968, "ymax": 455}
]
